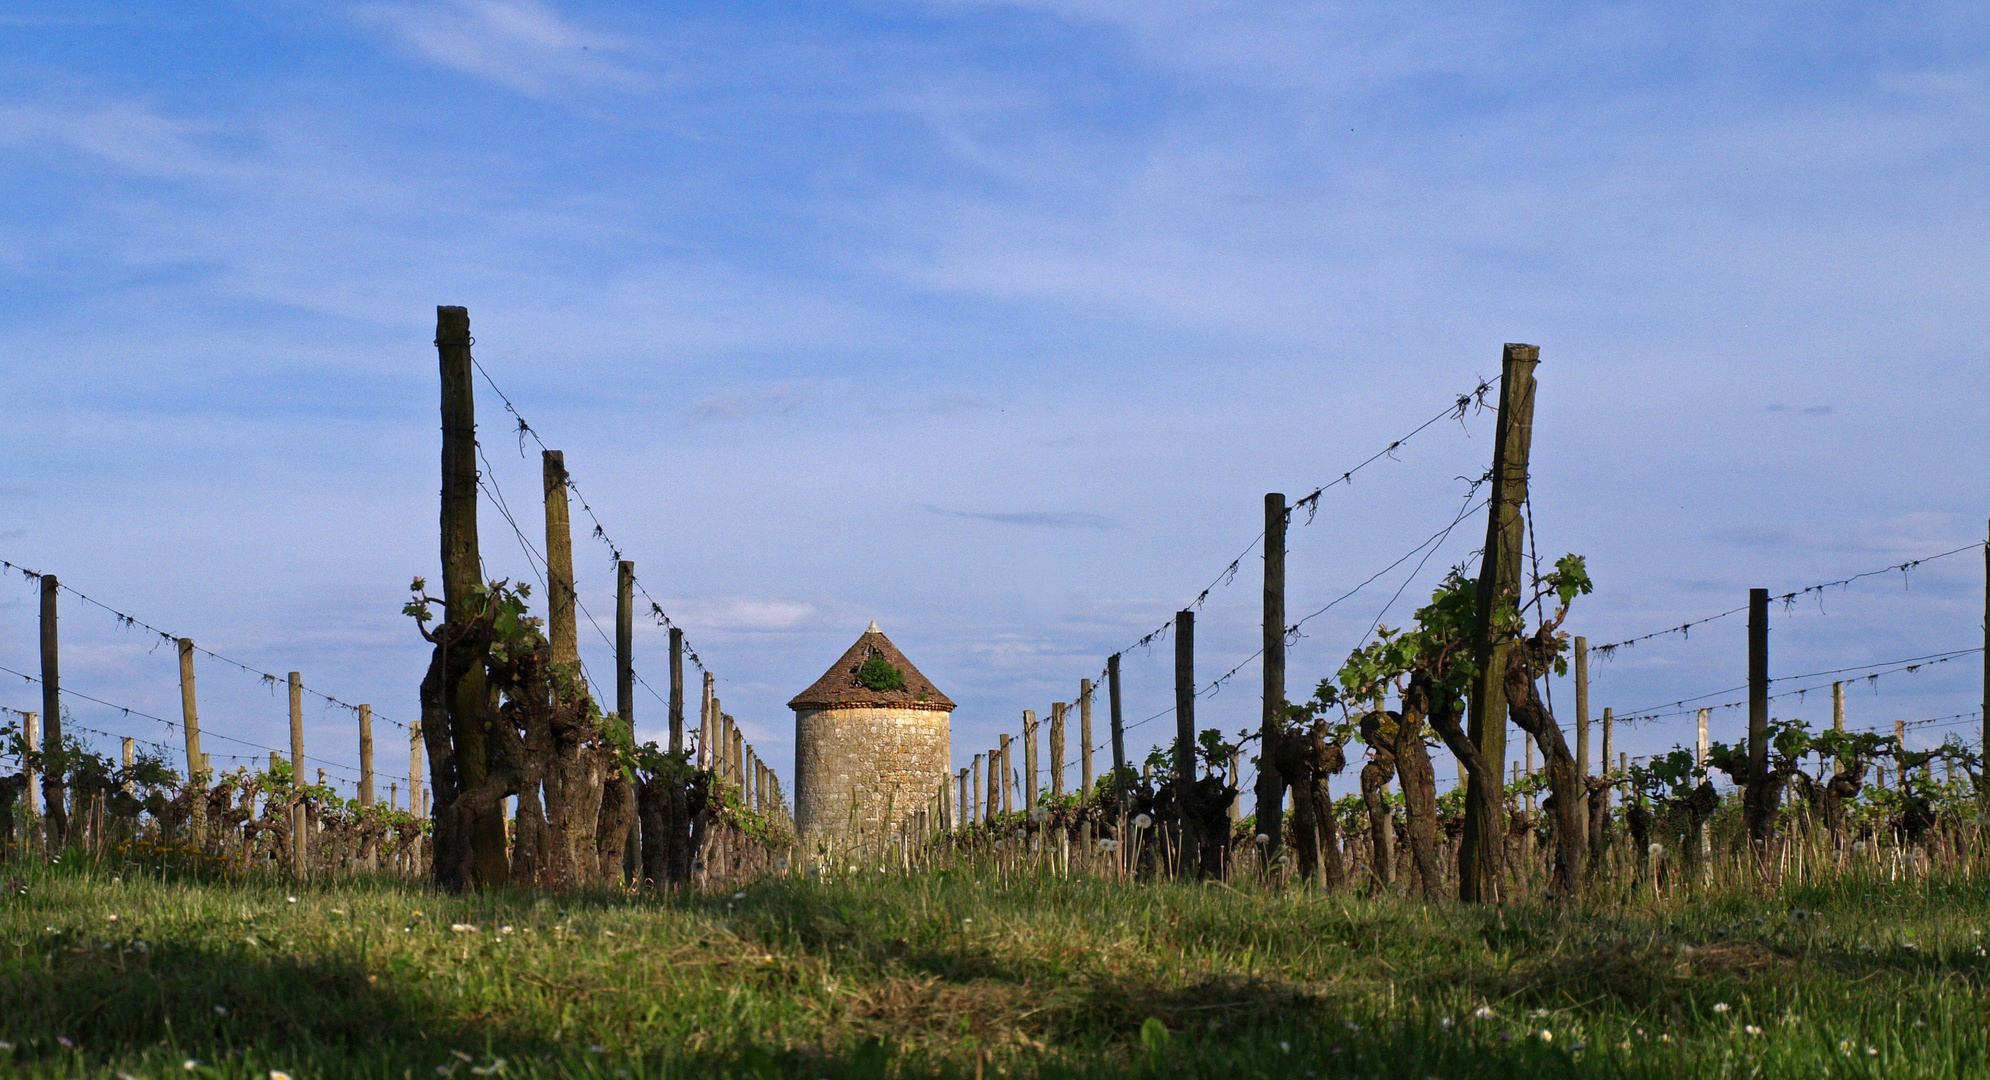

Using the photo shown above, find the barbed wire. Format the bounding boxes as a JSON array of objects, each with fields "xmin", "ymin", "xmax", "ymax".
[
  {"xmin": 1097, "ymin": 376, "xmax": 1500, "ymax": 675},
  {"xmin": 469, "ymin": 357, "xmax": 710, "ymax": 675},
  {"xmin": 0, "ymin": 559, "xmax": 411, "ymax": 731},
  {"xmin": 0, "ymin": 661, "xmax": 368, "ymax": 785},
  {"xmin": 1588, "ymin": 541, "xmax": 1988, "ymax": 659},
  {"xmin": 1612, "ymin": 647, "xmax": 1984, "ymax": 727}
]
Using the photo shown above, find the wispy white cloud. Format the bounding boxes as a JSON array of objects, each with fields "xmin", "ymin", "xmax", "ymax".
[{"xmin": 354, "ymin": 0, "xmax": 649, "ymax": 96}]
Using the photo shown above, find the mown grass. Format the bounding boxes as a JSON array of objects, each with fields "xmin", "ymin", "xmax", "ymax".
[{"xmin": 1, "ymin": 855, "xmax": 1987, "ymax": 1078}]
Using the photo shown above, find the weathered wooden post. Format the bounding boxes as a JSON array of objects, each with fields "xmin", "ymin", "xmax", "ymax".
[
  {"xmin": 1462, "ymin": 343, "xmax": 1537, "ymax": 904},
  {"xmin": 1258, "ymin": 492, "xmax": 1287, "ymax": 864},
  {"xmin": 1079, "ymin": 680, "xmax": 1094, "ymax": 795},
  {"xmin": 1174, "ymin": 609, "xmax": 1199, "ymax": 876},
  {"xmin": 359, "ymin": 705, "xmax": 374, "ymax": 806},
  {"xmin": 1600, "ymin": 707, "xmax": 1614, "ymax": 812},
  {"xmin": 999, "ymin": 734, "xmax": 1013, "ymax": 816},
  {"xmin": 611, "ymin": 559, "xmax": 639, "ymax": 881},
  {"xmin": 21, "ymin": 712, "xmax": 37, "ymax": 828},
  {"xmin": 39, "ymin": 574, "xmax": 66, "ymax": 846},
  {"xmin": 1049, "ymin": 702, "xmax": 1067, "ymax": 799},
  {"xmin": 1832, "ymin": 681, "xmax": 1845, "ymax": 774},
  {"xmin": 1108, "ymin": 653, "xmax": 1126, "ymax": 805},
  {"xmin": 178, "ymin": 638, "xmax": 204, "ymax": 840},
  {"xmin": 1573, "ymin": 636, "xmax": 1589, "ymax": 825},
  {"xmin": 1696, "ymin": 709, "xmax": 1709, "ymax": 772},
  {"xmin": 971, "ymin": 755, "xmax": 983, "ymax": 825},
  {"xmin": 669, "ymin": 629, "xmax": 685, "ymax": 754},
  {"xmin": 289, "ymin": 671, "xmax": 308, "ymax": 877},
  {"xmin": 409, "ymin": 723, "xmax": 423, "ymax": 823},
  {"xmin": 1746, "ymin": 587, "xmax": 1770, "ymax": 845},
  {"xmin": 1022, "ymin": 711, "xmax": 1039, "ymax": 810},
  {"xmin": 1896, "ymin": 720, "xmax": 1908, "ymax": 788},
  {"xmin": 700, "ymin": 673, "xmax": 715, "ymax": 768},
  {"xmin": 436, "ymin": 305, "xmax": 504, "ymax": 887}
]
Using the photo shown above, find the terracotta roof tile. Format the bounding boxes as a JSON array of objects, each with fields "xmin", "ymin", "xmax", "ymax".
[{"xmin": 788, "ymin": 623, "xmax": 954, "ymax": 712}]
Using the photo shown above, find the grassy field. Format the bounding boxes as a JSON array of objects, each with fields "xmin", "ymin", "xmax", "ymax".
[{"xmin": 2, "ymin": 855, "xmax": 1987, "ymax": 1079}]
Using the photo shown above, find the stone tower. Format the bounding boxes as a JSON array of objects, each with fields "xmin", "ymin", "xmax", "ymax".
[{"xmin": 789, "ymin": 622, "xmax": 953, "ymax": 859}]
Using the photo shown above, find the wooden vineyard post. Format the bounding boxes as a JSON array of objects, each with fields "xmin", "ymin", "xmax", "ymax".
[
  {"xmin": 1174, "ymin": 609, "xmax": 1199, "ymax": 878},
  {"xmin": 1832, "ymin": 681, "xmax": 1845, "ymax": 774},
  {"xmin": 1079, "ymin": 680, "xmax": 1094, "ymax": 795},
  {"xmin": 669, "ymin": 629, "xmax": 685, "ymax": 754},
  {"xmin": 956, "ymin": 768, "xmax": 968, "ymax": 828},
  {"xmin": 178, "ymin": 638, "xmax": 204, "ymax": 841},
  {"xmin": 999, "ymin": 734, "xmax": 1013, "ymax": 816},
  {"xmin": 1600, "ymin": 707, "xmax": 1614, "ymax": 814},
  {"xmin": 1746, "ymin": 587, "xmax": 1770, "ymax": 846},
  {"xmin": 1696, "ymin": 709, "xmax": 1709, "ymax": 773},
  {"xmin": 544, "ymin": 451, "xmax": 579, "ymax": 671},
  {"xmin": 700, "ymin": 673, "xmax": 715, "ymax": 767},
  {"xmin": 436, "ymin": 305, "xmax": 502, "ymax": 888},
  {"xmin": 21, "ymin": 712, "xmax": 37, "ymax": 830},
  {"xmin": 1108, "ymin": 655, "xmax": 1127, "ymax": 790},
  {"xmin": 359, "ymin": 705, "xmax": 375, "ymax": 806},
  {"xmin": 1463, "ymin": 343, "xmax": 1537, "ymax": 904},
  {"xmin": 1023, "ymin": 711, "xmax": 1039, "ymax": 811},
  {"xmin": 40, "ymin": 574, "xmax": 66, "ymax": 846},
  {"xmin": 972, "ymin": 755, "xmax": 983, "ymax": 825},
  {"xmin": 289, "ymin": 671, "xmax": 307, "ymax": 878},
  {"xmin": 1050, "ymin": 702, "xmax": 1067, "ymax": 799},
  {"xmin": 614, "ymin": 559, "xmax": 638, "ymax": 881},
  {"xmin": 1258, "ymin": 491, "xmax": 1287, "ymax": 866},
  {"xmin": 409, "ymin": 723, "xmax": 424, "ymax": 824},
  {"xmin": 1574, "ymin": 636, "xmax": 1590, "ymax": 826},
  {"xmin": 1896, "ymin": 720, "xmax": 1908, "ymax": 788}
]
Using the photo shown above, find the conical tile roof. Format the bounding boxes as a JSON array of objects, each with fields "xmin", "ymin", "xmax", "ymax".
[{"xmin": 788, "ymin": 623, "xmax": 954, "ymax": 712}]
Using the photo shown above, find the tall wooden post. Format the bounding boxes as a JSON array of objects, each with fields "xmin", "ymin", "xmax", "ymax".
[
  {"xmin": 21, "ymin": 712, "xmax": 37, "ymax": 824},
  {"xmin": 177, "ymin": 638, "xmax": 204, "ymax": 841},
  {"xmin": 1896, "ymin": 720, "xmax": 1909, "ymax": 788},
  {"xmin": 1746, "ymin": 587, "xmax": 1770, "ymax": 844},
  {"xmin": 1108, "ymin": 654, "xmax": 1126, "ymax": 802},
  {"xmin": 409, "ymin": 723, "xmax": 424, "ymax": 820},
  {"xmin": 1600, "ymin": 707, "xmax": 1614, "ymax": 814},
  {"xmin": 1462, "ymin": 343, "xmax": 1537, "ymax": 904},
  {"xmin": 437, "ymin": 305, "xmax": 502, "ymax": 886},
  {"xmin": 616, "ymin": 561, "xmax": 634, "ymax": 733},
  {"xmin": 1022, "ymin": 711, "xmax": 1039, "ymax": 810},
  {"xmin": 1174, "ymin": 609, "xmax": 1199, "ymax": 875},
  {"xmin": 614, "ymin": 559, "xmax": 638, "ymax": 878},
  {"xmin": 999, "ymin": 734, "xmax": 1013, "ymax": 815},
  {"xmin": 1258, "ymin": 492, "xmax": 1287, "ymax": 862},
  {"xmin": 543, "ymin": 451, "xmax": 580, "ymax": 672},
  {"xmin": 1049, "ymin": 702, "xmax": 1067, "ymax": 798},
  {"xmin": 1576, "ymin": 632, "xmax": 1592, "ymax": 779},
  {"xmin": 699, "ymin": 673, "xmax": 714, "ymax": 767},
  {"xmin": 39, "ymin": 574, "xmax": 66, "ymax": 845},
  {"xmin": 669, "ymin": 628, "xmax": 685, "ymax": 755},
  {"xmin": 289, "ymin": 672, "xmax": 308, "ymax": 876},
  {"xmin": 359, "ymin": 705, "xmax": 375, "ymax": 807},
  {"xmin": 971, "ymin": 755, "xmax": 983, "ymax": 825},
  {"xmin": 1832, "ymin": 680, "xmax": 1845, "ymax": 774},
  {"xmin": 1079, "ymin": 679, "xmax": 1094, "ymax": 796},
  {"xmin": 957, "ymin": 768, "xmax": 969, "ymax": 828}
]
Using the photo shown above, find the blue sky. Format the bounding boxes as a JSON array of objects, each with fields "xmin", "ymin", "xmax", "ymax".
[{"xmin": 1, "ymin": 0, "xmax": 1985, "ymax": 799}]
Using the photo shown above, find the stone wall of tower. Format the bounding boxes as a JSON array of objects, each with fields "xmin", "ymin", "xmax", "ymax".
[{"xmin": 794, "ymin": 705, "xmax": 950, "ymax": 859}]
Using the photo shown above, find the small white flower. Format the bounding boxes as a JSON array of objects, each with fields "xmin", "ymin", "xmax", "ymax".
[
  {"xmin": 214, "ymin": 1005, "xmax": 229, "ymax": 1015},
  {"xmin": 1538, "ymin": 1030, "xmax": 1552, "ymax": 1042},
  {"xmin": 1744, "ymin": 1025, "xmax": 1763, "ymax": 1036},
  {"xmin": 450, "ymin": 923, "xmax": 476, "ymax": 933},
  {"xmin": 183, "ymin": 1059, "xmax": 199, "ymax": 1070},
  {"xmin": 500, "ymin": 926, "xmax": 514, "ymax": 934},
  {"xmin": 271, "ymin": 1071, "xmax": 293, "ymax": 1080},
  {"xmin": 286, "ymin": 896, "xmax": 297, "ymax": 904},
  {"xmin": 1530, "ymin": 1009, "xmax": 1550, "ymax": 1019},
  {"xmin": 1472, "ymin": 1006, "xmax": 1495, "ymax": 1020},
  {"xmin": 1278, "ymin": 1041, "xmax": 1291, "ymax": 1053},
  {"xmin": 732, "ymin": 892, "xmax": 747, "ymax": 900},
  {"xmin": 1133, "ymin": 813, "xmax": 1153, "ymax": 829},
  {"xmin": 1712, "ymin": 1002, "xmax": 1731, "ymax": 1013},
  {"xmin": 1867, "ymin": 1047, "xmax": 1879, "ymax": 1057},
  {"xmin": 1852, "ymin": 840, "xmax": 1868, "ymax": 854},
  {"xmin": 1648, "ymin": 843, "xmax": 1664, "ymax": 856},
  {"xmin": 1440, "ymin": 1017, "xmax": 1455, "ymax": 1030},
  {"xmin": 587, "ymin": 1045, "xmax": 607, "ymax": 1054},
  {"xmin": 1030, "ymin": 807, "xmax": 1050, "ymax": 823},
  {"xmin": 1255, "ymin": 834, "xmax": 1269, "ymax": 845},
  {"xmin": 107, "ymin": 913, "xmax": 119, "ymax": 922}
]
